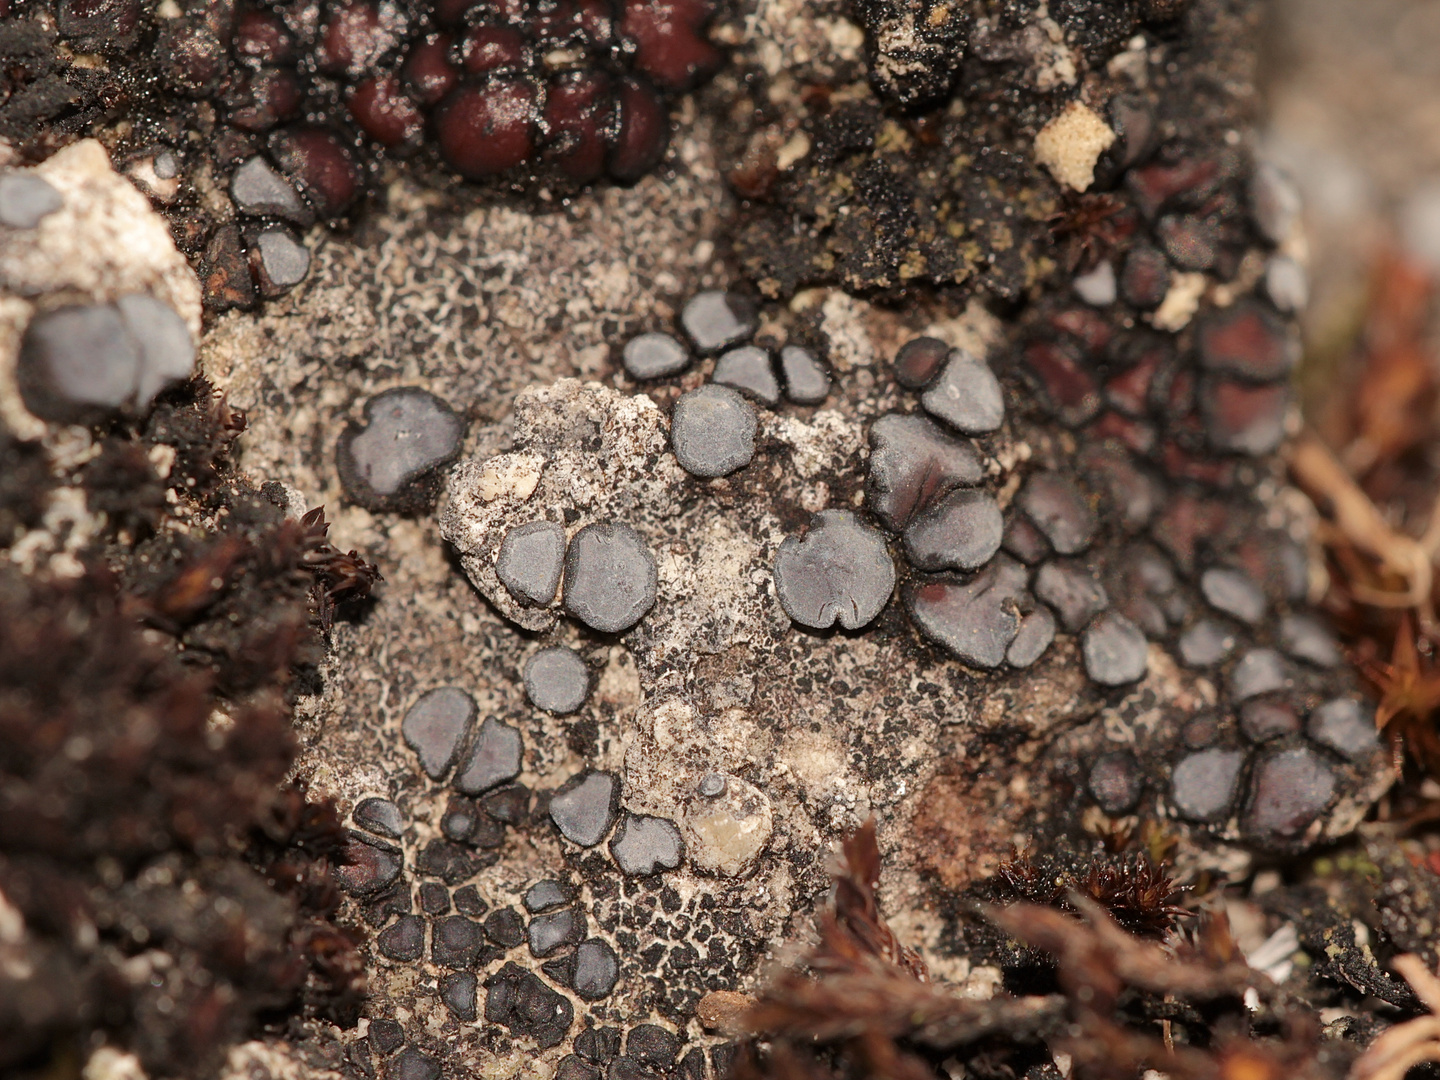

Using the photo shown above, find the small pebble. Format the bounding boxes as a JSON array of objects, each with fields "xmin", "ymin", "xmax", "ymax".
[
  {"xmin": 1230, "ymin": 648, "xmax": 1288, "ymax": 701},
  {"xmin": 920, "ymin": 350, "xmax": 1005, "ymax": 435},
  {"xmin": 1006, "ymin": 607, "xmax": 1057, "ymax": 669},
  {"xmin": 402, "ymin": 687, "xmax": 476, "ymax": 781},
  {"xmin": 1073, "ymin": 261, "xmax": 1117, "ymax": 306},
  {"xmin": 902, "ymin": 489, "xmax": 1003, "ymax": 572},
  {"xmin": 376, "ymin": 915, "xmax": 425, "ymax": 962},
  {"xmin": 0, "ymin": 171, "xmax": 63, "ymax": 228},
  {"xmin": 439, "ymin": 971, "xmax": 478, "ymax": 1021},
  {"xmin": 496, "ymin": 520, "xmax": 567, "ymax": 606},
  {"xmin": 1088, "ymin": 751, "xmax": 1143, "ymax": 814},
  {"xmin": 354, "ymin": 797, "xmax": 404, "ymax": 839},
  {"xmin": 622, "ymin": 332, "xmax": 691, "ymax": 380},
  {"xmin": 453, "ymin": 885, "xmax": 489, "ymax": 918},
  {"xmin": 681, "ymin": 291, "xmax": 758, "ymax": 353},
  {"xmin": 549, "ymin": 771, "xmax": 620, "ymax": 847},
  {"xmin": 562, "ymin": 522, "xmax": 658, "ymax": 633},
  {"xmin": 431, "ymin": 915, "xmax": 487, "ymax": 968},
  {"xmin": 906, "ymin": 555, "xmax": 1028, "ymax": 669},
  {"xmin": 1307, "ymin": 698, "xmax": 1379, "ymax": 762},
  {"xmin": 419, "ymin": 882, "xmax": 451, "ymax": 916},
  {"xmin": 670, "ymin": 384, "xmax": 757, "ymax": 478},
  {"xmin": 253, "ymin": 227, "xmax": 311, "ymax": 294},
  {"xmin": 712, "ymin": 345, "xmax": 780, "ymax": 406},
  {"xmin": 484, "ymin": 907, "xmax": 526, "ymax": 948},
  {"xmin": 1239, "ymin": 698, "xmax": 1301, "ymax": 742},
  {"xmin": 1245, "ymin": 747, "xmax": 1335, "ymax": 840},
  {"xmin": 629, "ymin": 1026, "xmax": 682, "ymax": 1069},
  {"xmin": 572, "ymin": 938, "xmax": 620, "ymax": 1000},
  {"xmin": 336, "ymin": 834, "xmax": 403, "ymax": 895},
  {"xmin": 528, "ymin": 907, "xmax": 584, "ymax": 957},
  {"xmin": 773, "ymin": 510, "xmax": 896, "ymax": 630},
  {"xmin": 523, "ymin": 880, "xmax": 575, "ymax": 913},
  {"xmin": 779, "ymin": 344, "xmax": 830, "ymax": 404},
  {"xmin": 1171, "ymin": 748, "xmax": 1245, "ymax": 822},
  {"xmin": 485, "ymin": 962, "xmax": 574, "ymax": 1049},
  {"xmin": 523, "ymin": 645, "xmax": 590, "ymax": 714},
  {"xmin": 1081, "ymin": 612, "xmax": 1149, "ymax": 686},
  {"xmin": 453, "ymin": 717, "xmax": 524, "ymax": 795},
  {"xmin": 1279, "ymin": 613, "xmax": 1341, "ymax": 668},
  {"xmin": 230, "ymin": 155, "xmax": 309, "ymax": 222},
  {"xmin": 1200, "ymin": 567, "xmax": 1266, "ymax": 625},
  {"xmin": 1018, "ymin": 473, "xmax": 1097, "ymax": 555},
  {"xmin": 1177, "ymin": 619, "xmax": 1235, "ymax": 668},
  {"xmin": 866, "ymin": 413, "xmax": 984, "ymax": 532},
  {"xmin": 1034, "ymin": 560, "xmax": 1109, "ymax": 632},
  {"xmin": 893, "ymin": 336, "xmax": 949, "ymax": 389},
  {"xmin": 386, "ymin": 1048, "xmax": 440, "ymax": 1080},
  {"xmin": 337, "ymin": 387, "xmax": 464, "ymax": 512},
  {"xmin": 610, "ymin": 813, "xmax": 685, "ymax": 876}
]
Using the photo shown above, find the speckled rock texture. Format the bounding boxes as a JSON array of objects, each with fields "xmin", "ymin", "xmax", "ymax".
[{"xmin": 0, "ymin": 2, "xmax": 1410, "ymax": 1079}]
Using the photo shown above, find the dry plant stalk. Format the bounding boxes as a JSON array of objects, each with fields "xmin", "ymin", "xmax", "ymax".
[{"xmin": 1349, "ymin": 954, "xmax": 1440, "ymax": 1080}]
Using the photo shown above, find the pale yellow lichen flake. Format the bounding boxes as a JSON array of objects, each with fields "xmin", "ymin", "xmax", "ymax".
[{"xmin": 1033, "ymin": 101, "xmax": 1117, "ymax": 193}]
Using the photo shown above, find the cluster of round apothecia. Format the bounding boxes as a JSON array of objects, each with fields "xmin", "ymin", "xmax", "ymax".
[
  {"xmin": 5, "ymin": 0, "xmax": 725, "ymax": 313},
  {"xmin": 338, "ymin": 679, "xmax": 752, "ymax": 1077}
]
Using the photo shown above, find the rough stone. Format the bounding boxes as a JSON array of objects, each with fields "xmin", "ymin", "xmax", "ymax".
[
  {"xmin": 454, "ymin": 717, "xmax": 524, "ymax": 795},
  {"xmin": 524, "ymin": 645, "xmax": 591, "ymax": 714},
  {"xmin": 905, "ymin": 555, "xmax": 1028, "ymax": 669},
  {"xmin": 866, "ymin": 413, "xmax": 984, "ymax": 532},
  {"xmin": 669, "ymin": 384, "xmax": 758, "ymax": 478},
  {"xmin": 402, "ymin": 687, "xmax": 476, "ymax": 781},
  {"xmin": 680, "ymin": 291, "xmax": 757, "ymax": 353},
  {"xmin": 550, "ymin": 771, "xmax": 620, "ymax": 847},
  {"xmin": 779, "ymin": 344, "xmax": 830, "ymax": 404},
  {"xmin": 1171, "ymin": 748, "xmax": 1245, "ymax": 822},
  {"xmin": 1081, "ymin": 613, "xmax": 1149, "ymax": 686},
  {"xmin": 681, "ymin": 775, "xmax": 773, "ymax": 877},
  {"xmin": 496, "ymin": 520, "xmax": 567, "ymax": 606},
  {"xmin": 902, "ymin": 489, "xmax": 1003, "ymax": 573},
  {"xmin": 773, "ymin": 510, "xmax": 895, "ymax": 630},
  {"xmin": 622, "ymin": 332, "xmax": 690, "ymax": 380},
  {"xmin": 712, "ymin": 345, "xmax": 779, "ymax": 406},
  {"xmin": 610, "ymin": 813, "xmax": 685, "ymax": 876},
  {"xmin": 920, "ymin": 350, "xmax": 1005, "ymax": 435}
]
